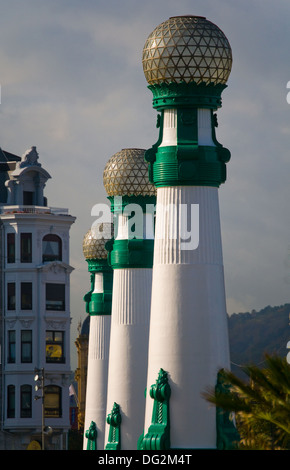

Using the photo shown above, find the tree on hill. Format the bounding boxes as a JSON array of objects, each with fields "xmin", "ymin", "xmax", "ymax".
[{"xmin": 228, "ymin": 304, "xmax": 290, "ymax": 379}]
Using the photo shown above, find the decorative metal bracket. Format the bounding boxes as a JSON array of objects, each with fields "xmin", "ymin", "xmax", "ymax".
[
  {"xmin": 85, "ymin": 421, "xmax": 97, "ymax": 450},
  {"xmin": 105, "ymin": 402, "xmax": 122, "ymax": 450},
  {"xmin": 140, "ymin": 368, "xmax": 171, "ymax": 450}
]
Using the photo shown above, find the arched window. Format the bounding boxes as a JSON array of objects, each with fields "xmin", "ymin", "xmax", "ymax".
[
  {"xmin": 44, "ymin": 385, "xmax": 62, "ymax": 418},
  {"xmin": 42, "ymin": 234, "xmax": 62, "ymax": 263}
]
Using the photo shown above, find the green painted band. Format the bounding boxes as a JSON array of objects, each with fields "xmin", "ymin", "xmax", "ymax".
[
  {"xmin": 148, "ymin": 82, "xmax": 227, "ymax": 110},
  {"xmin": 87, "ymin": 258, "xmax": 112, "ymax": 273},
  {"xmin": 145, "ymin": 99, "xmax": 230, "ymax": 188},
  {"xmin": 108, "ymin": 195, "xmax": 156, "ymax": 213},
  {"xmin": 85, "ymin": 268, "xmax": 113, "ymax": 315},
  {"xmin": 107, "ymin": 238, "xmax": 154, "ymax": 269},
  {"xmin": 146, "ymin": 145, "xmax": 230, "ymax": 187},
  {"xmin": 89, "ymin": 292, "xmax": 112, "ymax": 316}
]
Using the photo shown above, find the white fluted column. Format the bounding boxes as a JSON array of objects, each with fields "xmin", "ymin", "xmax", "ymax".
[
  {"xmin": 83, "ymin": 272, "xmax": 111, "ymax": 450},
  {"xmin": 144, "ymin": 185, "xmax": 230, "ymax": 449},
  {"xmin": 105, "ymin": 268, "xmax": 152, "ymax": 449}
]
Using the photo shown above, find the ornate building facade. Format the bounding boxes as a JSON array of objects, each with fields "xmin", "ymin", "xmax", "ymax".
[{"xmin": 0, "ymin": 146, "xmax": 75, "ymax": 449}]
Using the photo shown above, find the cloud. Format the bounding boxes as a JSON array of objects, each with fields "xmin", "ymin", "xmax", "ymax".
[{"xmin": 0, "ymin": 0, "xmax": 290, "ymax": 368}]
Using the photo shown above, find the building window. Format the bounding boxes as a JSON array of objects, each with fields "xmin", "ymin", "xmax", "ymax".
[
  {"xmin": 46, "ymin": 284, "xmax": 65, "ymax": 311},
  {"xmin": 23, "ymin": 191, "xmax": 34, "ymax": 205},
  {"xmin": 7, "ymin": 283, "xmax": 16, "ymax": 310},
  {"xmin": 7, "ymin": 233, "xmax": 15, "ymax": 263},
  {"xmin": 7, "ymin": 385, "xmax": 15, "ymax": 418},
  {"xmin": 46, "ymin": 331, "xmax": 65, "ymax": 363},
  {"xmin": 20, "ymin": 385, "xmax": 32, "ymax": 418},
  {"xmin": 8, "ymin": 331, "xmax": 16, "ymax": 363},
  {"xmin": 44, "ymin": 385, "xmax": 62, "ymax": 418},
  {"xmin": 42, "ymin": 234, "xmax": 62, "ymax": 263},
  {"xmin": 21, "ymin": 330, "xmax": 32, "ymax": 363},
  {"xmin": 20, "ymin": 233, "xmax": 32, "ymax": 263},
  {"xmin": 21, "ymin": 283, "xmax": 32, "ymax": 310}
]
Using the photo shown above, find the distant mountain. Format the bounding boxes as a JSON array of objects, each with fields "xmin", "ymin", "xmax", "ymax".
[{"xmin": 228, "ymin": 303, "xmax": 290, "ymax": 378}]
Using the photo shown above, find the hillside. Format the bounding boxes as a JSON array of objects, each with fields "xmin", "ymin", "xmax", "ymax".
[{"xmin": 228, "ymin": 303, "xmax": 290, "ymax": 378}]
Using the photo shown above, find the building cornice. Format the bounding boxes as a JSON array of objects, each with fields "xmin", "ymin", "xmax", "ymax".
[{"xmin": 36, "ymin": 260, "xmax": 74, "ymax": 274}]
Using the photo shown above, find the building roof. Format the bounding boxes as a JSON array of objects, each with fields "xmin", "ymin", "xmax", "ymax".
[
  {"xmin": 0, "ymin": 148, "xmax": 21, "ymax": 203},
  {"xmin": 0, "ymin": 148, "xmax": 21, "ymax": 163},
  {"xmin": 81, "ymin": 315, "xmax": 90, "ymax": 335}
]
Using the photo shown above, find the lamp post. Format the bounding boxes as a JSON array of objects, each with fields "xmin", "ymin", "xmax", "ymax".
[
  {"xmin": 82, "ymin": 223, "xmax": 113, "ymax": 450},
  {"xmin": 103, "ymin": 148, "xmax": 156, "ymax": 450},
  {"xmin": 34, "ymin": 367, "xmax": 45, "ymax": 450},
  {"xmin": 140, "ymin": 15, "xmax": 234, "ymax": 449}
]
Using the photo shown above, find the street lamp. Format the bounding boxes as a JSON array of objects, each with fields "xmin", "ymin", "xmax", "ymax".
[
  {"xmin": 34, "ymin": 367, "xmax": 45, "ymax": 450},
  {"xmin": 141, "ymin": 15, "xmax": 233, "ymax": 449}
]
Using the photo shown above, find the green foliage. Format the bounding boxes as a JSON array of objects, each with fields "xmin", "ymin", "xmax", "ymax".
[{"xmin": 204, "ymin": 355, "xmax": 290, "ymax": 450}]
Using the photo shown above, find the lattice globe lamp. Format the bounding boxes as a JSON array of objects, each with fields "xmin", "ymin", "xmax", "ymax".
[
  {"xmin": 142, "ymin": 16, "xmax": 232, "ymax": 188},
  {"xmin": 103, "ymin": 148, "xmax": 156, "ymax": 198},
  {"xmin": 142, "ymin": 15, "xmax": 232, "ymax": 87},
  {"xmin": 83, "ymin": 223, "xmax": 113, "ymax": 261}
]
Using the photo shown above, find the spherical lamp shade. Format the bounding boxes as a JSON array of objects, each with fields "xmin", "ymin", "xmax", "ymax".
[
  {"xmin": 103, "ymin": 148, "xmax": 156, "ymax": 197},
  {"xmin": 142, "ymin": 16, "xmax": 232, "ymax": 86},
  {"xmin": 82, "ymin": 223, "xmax": 113, "ymax": 260}
]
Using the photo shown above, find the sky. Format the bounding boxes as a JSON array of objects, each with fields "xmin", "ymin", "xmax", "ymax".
[{"xmin": 0, "ymin": 0, "xmax": 289, "ymax": 370}]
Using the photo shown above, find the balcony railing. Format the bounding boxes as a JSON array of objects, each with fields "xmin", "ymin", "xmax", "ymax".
[{"xmin": 0, "ymin": 205, "xmax": 69, "ymax": 215}]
